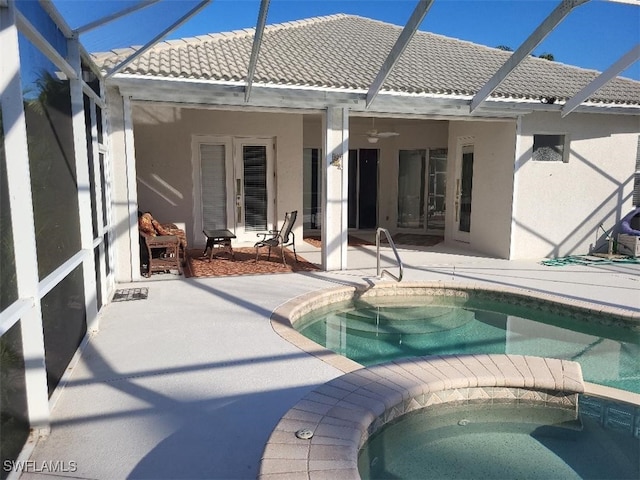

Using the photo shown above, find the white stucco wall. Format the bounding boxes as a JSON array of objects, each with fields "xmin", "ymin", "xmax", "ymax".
[
  {"xmin": 512, "ymin": 112, "xmax": 639, "ymax": 259},
  {"xmin": 446, "ymin": 120, "xmax": 518, "ymax": 259},
  {"xmin": 131, "ymin": 105, "xmax": 303, "ymax": 248}
]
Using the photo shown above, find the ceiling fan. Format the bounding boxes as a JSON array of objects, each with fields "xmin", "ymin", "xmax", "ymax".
[{"xmin": 364, "ymin": 118, "xmax": 399, "ymax": 144}]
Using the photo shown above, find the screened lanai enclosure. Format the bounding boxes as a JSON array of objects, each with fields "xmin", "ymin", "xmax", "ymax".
[{"xmin": 1, "ymin": 0, "xmax": 639, "ymax": 474}]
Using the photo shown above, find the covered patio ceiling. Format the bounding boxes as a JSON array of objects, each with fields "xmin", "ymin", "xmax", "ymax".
[{"xmin": 42, "ymin": 0, "xmax": 640, "ymax": 117}]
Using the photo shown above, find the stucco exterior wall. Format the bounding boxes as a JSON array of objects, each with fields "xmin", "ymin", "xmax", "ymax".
[
  {"xmin": 446, "ymin": 120, "xmax": 518, "ymax": 259},
  {"xmin": 131, "ymin": 104, "xmax": 303, "ymax": 247},
  {"xmin": 512, "ymin": 112, "xmax": 639, "ymax": 259}
]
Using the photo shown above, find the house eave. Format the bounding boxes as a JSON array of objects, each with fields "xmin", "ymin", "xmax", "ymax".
[{"xmin": 108, "ymin": 74, "xmax": 640, "ymax": 118}]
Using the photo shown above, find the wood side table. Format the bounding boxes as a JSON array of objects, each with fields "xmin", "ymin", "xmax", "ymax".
[{"xmin": 203, "ymin": 229, "xmax": 236, "ymax": 261}]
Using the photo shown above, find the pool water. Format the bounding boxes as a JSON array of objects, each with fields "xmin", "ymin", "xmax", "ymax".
[
  {"xmin": 358, "ymin": 398, "xmax": 640, "ymax": 480},
  {"xmin": 296, "ymin": 296, "xmax": 640, "ymax": 393}
]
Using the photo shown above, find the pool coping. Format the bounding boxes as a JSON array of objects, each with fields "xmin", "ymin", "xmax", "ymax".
[
  {"xmin": 260, "ymin": 281, "xmax": 640, "ymax": 479},
  {"xmin": 258, "ymin": 354, "xmax": 586, "ymax": 480}
]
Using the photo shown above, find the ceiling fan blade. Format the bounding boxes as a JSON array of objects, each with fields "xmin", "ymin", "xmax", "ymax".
[{"xmin": 377, "ymin": 132, "xmax": 400, "ymax": 138}]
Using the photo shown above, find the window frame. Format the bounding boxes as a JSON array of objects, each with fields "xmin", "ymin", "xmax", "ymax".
[{"xmin": 532, "ymin": 133, "xmax": 570, "ymax": 163}]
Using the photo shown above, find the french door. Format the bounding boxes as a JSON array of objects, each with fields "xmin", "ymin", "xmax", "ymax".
[
  {"xmin": 454, "ymin": 143, "xmax": 474, "ymax": 242},
  {"xmin": 194, "ymin": 136, "xmax": 274, "ymax": 243}
]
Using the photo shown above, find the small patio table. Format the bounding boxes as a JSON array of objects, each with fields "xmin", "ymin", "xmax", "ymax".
[{"xmin": 203, "ymin": 229, "xmax": 236, "ymax": 261}]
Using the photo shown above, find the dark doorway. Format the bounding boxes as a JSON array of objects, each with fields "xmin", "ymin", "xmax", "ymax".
[{"xmin": 348, "ymin": 149, "xmax": 378, "ymax": 229}]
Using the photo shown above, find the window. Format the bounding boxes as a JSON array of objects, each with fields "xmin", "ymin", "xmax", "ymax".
[{"xmin": 533, "ymin": 134, "xmax": 568, "ymax": 163}]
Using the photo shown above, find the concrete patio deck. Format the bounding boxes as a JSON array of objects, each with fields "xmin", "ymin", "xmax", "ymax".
[{"xmin": 16, "ymin": 241, "xmax": 640, "ymax": 480}]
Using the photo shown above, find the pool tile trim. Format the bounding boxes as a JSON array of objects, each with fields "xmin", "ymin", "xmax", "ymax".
[{"xmin": 258, "ymin": 354, "xmax": 585, "ymax": 480}]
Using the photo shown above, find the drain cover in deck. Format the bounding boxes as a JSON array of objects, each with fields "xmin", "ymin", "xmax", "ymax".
[{"xmin": 112, "ymin": 288, "xmax": 148, "ymax": 302}]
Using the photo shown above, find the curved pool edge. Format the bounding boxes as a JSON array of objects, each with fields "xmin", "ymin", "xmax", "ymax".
[
  {"xmin": 270, "ymin": 281, "xmax": 640, "ymax": 376},
  {"xmin": 258, "ymin": 354, "xmax": 587, "ymax": 480},
  {"xmin": 262, "ymin": 281, "xmax": 640, "ymax": 479}
]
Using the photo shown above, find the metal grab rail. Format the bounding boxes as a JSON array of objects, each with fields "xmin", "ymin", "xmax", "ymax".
[{"xmin": 376, "ymin": 227, "xmax": 404, "ymax": 282}]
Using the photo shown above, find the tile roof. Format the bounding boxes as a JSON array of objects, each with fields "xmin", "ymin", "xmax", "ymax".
[{"xmin": 93, "ymin": 14, "xmax": 640, "ymax": 106}]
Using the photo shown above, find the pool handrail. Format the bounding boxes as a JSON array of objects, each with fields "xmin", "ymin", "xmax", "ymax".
[{"xmin": 376, "ymin": 227, "xmax": 404, "ymax": 282}]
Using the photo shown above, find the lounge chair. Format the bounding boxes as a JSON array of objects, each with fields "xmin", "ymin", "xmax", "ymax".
[{"xmin": 254, "ymin": 211, "xmax": 298, "ymax": 265}]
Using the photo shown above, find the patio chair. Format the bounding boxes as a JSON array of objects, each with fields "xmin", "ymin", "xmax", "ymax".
[{"xmin": 254, "ymin": 210, "xmax": 298, "ymax": 265}]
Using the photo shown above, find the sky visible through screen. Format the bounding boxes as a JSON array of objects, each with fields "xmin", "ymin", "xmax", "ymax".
[{"xmin": 53, "ymin": 0, "xmax": 640, "ymax": 80}]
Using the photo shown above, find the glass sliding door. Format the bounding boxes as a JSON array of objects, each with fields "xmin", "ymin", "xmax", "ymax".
[
  {"xmin": 397, "ymin": 148, "xmax": 447, "ymax": 233},
  {"xmin": 398, "ymin": 150, "xmax": 426, "ymax": 229},
  {"xmin": 427, "ymin": 149, "xmax": 447, "ymax": 232}
]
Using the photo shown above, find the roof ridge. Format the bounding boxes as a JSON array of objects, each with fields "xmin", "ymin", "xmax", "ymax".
[
  {"xmin": 92, "ymin": 13, "xmax": 352, "ymax": 58},
  {"xmin": 90, "ymin": 12, "xmax": 640, "ymax": 104}
]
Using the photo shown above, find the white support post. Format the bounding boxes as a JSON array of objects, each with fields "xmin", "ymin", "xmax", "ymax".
[
  {"xmin": 322, "ymin": 107, "xmax": 349, "ymax": 271},
  {"xmin": 562, "ymin": 43, "xmax": 640, "ymax": 117},
  {"xmin": 245, "ymin": 0, "xmax": 270, "ymax": 103},
  {"xmin": 123, "ymin": 95, "xmax": 142, "ymax": 281},
  {"xmin": 106, "ymin": 0, "xmax": 211, "ymax": 78},
  {"xmin": 340, "ymin": 110, "xmax": 349, "ymax": 269},
  {"xmin": 74, "ymin": 0, "xmax": 160, "ymax": 34},
  {"xmin": 89, "ymin": 101, "xmax": 109, "ymax": 308},
  {"xmin": 366, "ymin": 0, "xmax": 435, "ymax": 108},
  {"xmin": 99, "ymin": 83, "xmax": 116, "ymax": 293},
  {"xmin": 0, "ymin": 1, "xmax": 50, "ymax": 435},
  {"xmin": 67, "ymin": 37, "xmax": 99, "ymax": 332},
  {"xmin": 509, "ymin": 115, "xmax": 524, "ymax": 260}
]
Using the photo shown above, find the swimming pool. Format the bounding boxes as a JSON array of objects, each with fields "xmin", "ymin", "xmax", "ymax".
[
  {"xmin": 261, "ymin": 284, "xmax": 639, "ymax": 479},
  {"xmin": 358, "ymin": 396, "xmax": 640, "ymax": 480},
  {"xmin": 292, "ymin": 284, "xmax": 640, "ymax": 394}
]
